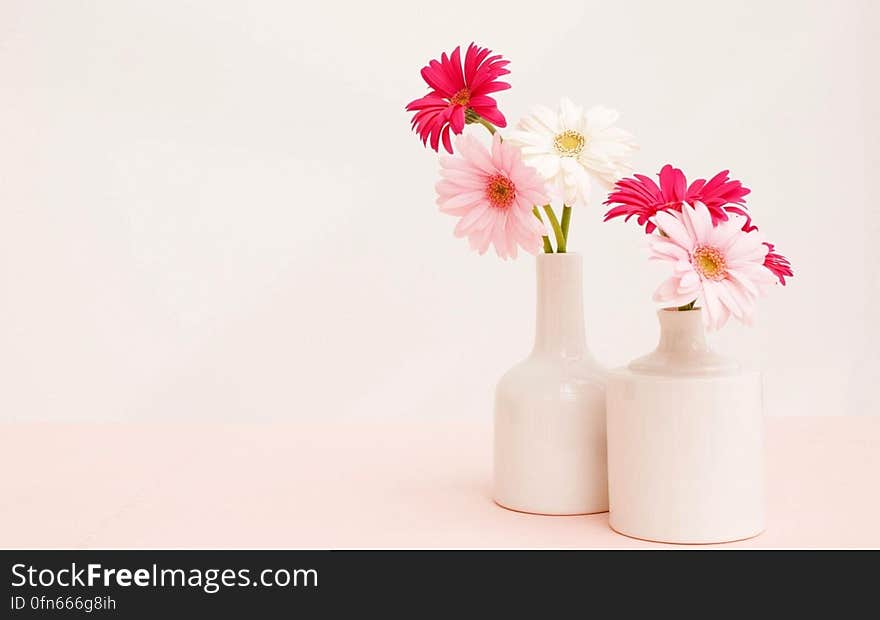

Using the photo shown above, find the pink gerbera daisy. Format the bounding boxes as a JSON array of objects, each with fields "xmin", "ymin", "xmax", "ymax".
[
  {"xmin": 649, "ymin": 202, "xmax": 776, "ymax": 330},
  {"xmin": 604, "ymin": 164, "xmax": 752, "ymax": 233},
  {"xmin": 763, "ymin": 243, "xmax": 793, "ymax": 285},
  {"xmin": 436, "ymin": 133, "xmax": 549, "ymax": 259},
  {"xmin": 406, "ymin": 43, "xmax": 510, "ymax": 154}
]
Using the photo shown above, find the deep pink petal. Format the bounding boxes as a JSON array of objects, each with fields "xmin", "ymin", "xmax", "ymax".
[
  {"xmin": 421, "ymin": 63, "xmax": 456, "ymax": 96},
  {"xmin": 407, "ymin": 43, "xmax": 511, "ymax": 153},
  {"xmin": 473, "ymin": 81, "xmax": 511, "ymax": 95},
  {"xmin": 446, "ymin": 46, "xmax": 464, "ymax": 92},
  {"xmin": 762, "ymin": 242, "xmax": 793, "ymax": 285},
  {"xmin": 441, "ymin": 124, "xmax": 453, "ymax": 154},
  {"xmin": 450, "ymin": 105, "xmax": 466, "ymax": 133},
  {"xmin": 473, "ymin": 104, "xmax": 506, "ymax": 127}
]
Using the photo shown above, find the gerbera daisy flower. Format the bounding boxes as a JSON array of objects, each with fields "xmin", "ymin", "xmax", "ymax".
[
  {"xmin": 763, "ymin": 243, "xmax": 793, "ymax": 285},
  {"xmin": 406, "ymin": 43, "xmax": 510, "ymax": 154},
  {"xmin": 649, "ymin": 202, "xmax": 776, "ymax": 330},
  {"xmin": 506, "ymin": 98, "xmax": 637, "ymax": 209},
  {"xmin": 435, "ymin": 133, "xmax": 549, "ymax": 259},
  {"xmin": 604, "ymin": 165, "xmax": 752, "ymax": 233}
]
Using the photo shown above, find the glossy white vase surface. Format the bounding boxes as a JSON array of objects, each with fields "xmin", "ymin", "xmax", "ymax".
[
  {"xmin": 494, "ymin": 253, "xmax": 608, "ymax": 515},
  {"xmin": 607, "ymin": 308, "xmax": 764, "ymax": 544}
]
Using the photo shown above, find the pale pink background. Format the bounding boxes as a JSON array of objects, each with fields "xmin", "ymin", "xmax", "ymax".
[{"xmin": 0, "ymin": 1, "xmax": 877, "ymax": 424}]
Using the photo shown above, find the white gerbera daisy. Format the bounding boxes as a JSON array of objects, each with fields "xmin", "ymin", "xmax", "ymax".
[{"xmin": 507, "ymin": 98, "xmax": 637, "ymax": 209}]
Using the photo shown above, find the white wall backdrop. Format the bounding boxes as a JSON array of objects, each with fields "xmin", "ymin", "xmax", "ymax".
[{"xmin": 1, "ymin": 0, "xmax": 877, "ymax": 421}]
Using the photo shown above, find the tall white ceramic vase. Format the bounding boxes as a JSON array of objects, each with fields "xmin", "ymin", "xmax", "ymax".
[
  {"xmin": 494, "ymin": 253, "xmax": 608, "ymax": 515},
  {"xmin": 606, "ymin": 308, "xmax": 765, "ymax": 543}
]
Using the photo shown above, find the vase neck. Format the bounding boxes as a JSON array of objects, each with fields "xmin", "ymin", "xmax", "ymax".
[
  {"xmin": 533, "ymin": 253, "xmax": 587, "ymax": 358},
  {"xmin": 629, "ymin": 308, "xmax": 739, "ymax": 375},
  {"xmin": 656, "ymin": 309, "xmax": 710, "ymax": 356}
]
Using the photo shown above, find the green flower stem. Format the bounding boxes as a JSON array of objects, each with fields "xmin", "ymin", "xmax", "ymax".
[
  {"xmin": 474, "ymin": 116, "xmax": 496, "ymax": 135},
  {"xmin": 560, "ymin": 205, "xmax": 572, "ymax": 252},
  {"xmin": 532, "ymin": 207, "xmax": 554, "ymax": 253},
  {"xmin": 466, "ymin": 110, "xmax": 497, "ymax": 136},
  {"xmin": 542, "ymin": 204, "xmax": 565, "ymax": 252}
]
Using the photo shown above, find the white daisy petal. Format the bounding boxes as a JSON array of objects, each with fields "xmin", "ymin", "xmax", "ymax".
[
  {"xmin": 509, "ymin": 97, "xmax": 636, "ymax": 209},
  {"xmin": 585, "ymin": 105, "xmax": 620, "ymax": 132},
  {"xmin": 528, "ymin": 104, "xmax": 561, "ymax": 134},
  {"xmin": 559, "ymin": 97, "xmax": 583, "ymax": 129}
]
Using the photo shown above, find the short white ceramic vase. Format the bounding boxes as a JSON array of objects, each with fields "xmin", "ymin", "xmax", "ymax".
[
  {"xmin": 494, "ymin": 253, "xmax": 608, "ymax": 515},
  {"xmin": 606, "ymin": 308, "xmax": 764, "ymax": 544}
]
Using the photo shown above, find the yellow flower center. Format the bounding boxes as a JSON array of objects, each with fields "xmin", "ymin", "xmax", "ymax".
[
  {"xmin": 692, "ymin": 245, "xmax": 727, "ymax": 281},
  {"xmin": 553, "ymin": 130, "xmax": 586, "ymax": 157},
  {"xmin": 485, "ymin": 174, "xmax": 516, "ymax": 209},
  {"xmin": 450, "ymin": 88, "xmax": 471, "ymax": 106}
]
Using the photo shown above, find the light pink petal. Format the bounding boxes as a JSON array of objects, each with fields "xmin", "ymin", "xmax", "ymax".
[
  {"xmin": 701, "ymin": 282, "xmax": 727, "ymax": 330},
  {"xmin": 706, "ymin": 216, "xmax": 744, "ymax": 251},
  {"xmin": 491, "ymin": 213, "xmax": 510, "ymax": 259},
  {"xmin": 715, "ymin": 298, "xmax": 731, "ymax": 329},
  {"xmin": 688, "ymin": 202, "xmax": 714, "ymax": 244},
  {"xmin": 504, "ymin": 214, "xmax": 519, "ymax": 259},
  {"xmin": 653, "ymin": 275, "xmax": 700, "ymax": 307},
  {"xmin": 455, "ymin": 135, "xmax": 496, "ymax": 175},
  {"xmin": 509, "ymin": 211, "xmax": 543, "ymax": 251},
  {"xmin": 439, "ymin": 154, "xmax": 485, "ymax": 174},
  {"xmin": 649, "ymin": 238, "xmax": 690, "ymax": 262},
  {"xmin": 714, "ymin": 280, "xmax": 746, "ymax": 318},
  {"xmin": 490, "ymin": 133, "xmax": 504, "ymax": 168},
  {"xmin": 678, "ymin": 270, "xmax": 700, "ymax": 291},
  {"xmin": 738, "ymin": 262, "xmax": 778, "ymax": 286},
  {"xmin": 435, "ymin": 179, "xmax": 484, "ymax": 198},
  {"xmin": 437, "ymin": 190, "xmax": 485, "ymax": 210},
  {"xmin": 438, "ymin": 170, "xmax": 486, "ymax": 190},
  {"xmin": 725, "ymin": 268, "xmax": 761, "ymax": 299},
  {"xmin": 677, "ymin": 202, "xmax": 699, "ymax": 243},
  {"xmin": 729, "ymin": 279, "xmax": 758, "ymax": 316},
  {"xmin": 511, "ymin": 202, "xmax": 545, "ymax": 234},
  {"xmin": 726, "ymin": 230, "xmax": 767, "ymax": 262},
  {"xmin": 453, "ymin": 204, "xmax": 489, "ymax": 237},
  {"xmin": 498, "ymin": 135, "xmax": 521, "ymax": 174},
  {"xmin": 516, "ymin": 177, "xmax": 549, "ymax": 205},
  {"xmin": 471, "ymin": 217, "xmax": 495, "ymax": 255},
  {"xmin": 673, "ymin": 258, "xmax": 694, "ymax": 274},
  {"xmin": 472, "ymin": 204, "xmax": 497, "ymax": 231},
  {"xmin": 652, "ymin": 210, "xmax": 693, "ymax": 251}
]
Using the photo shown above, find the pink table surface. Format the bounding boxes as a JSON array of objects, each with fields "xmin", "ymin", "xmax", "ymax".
[{"xmin": 1, "ymin": 417, "xmax": 878, "ymax": 549}]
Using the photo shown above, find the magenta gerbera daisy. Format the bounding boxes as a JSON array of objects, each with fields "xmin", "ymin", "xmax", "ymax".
[
  {"xmin": 603, "ymin": 164, "xmax": 751, "ymax": 233},
  {"xmin": 406, "ymin": 43, "xmax": 510, "ymax": 154}
]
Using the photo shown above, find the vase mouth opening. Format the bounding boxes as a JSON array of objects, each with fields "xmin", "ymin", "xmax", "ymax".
[
  {"xmin": 657, "ymin": 307, "xmax": 704, "ymax": 327},
  {"xmin": 537, "ymin": 251, "xmax": 581, "ymax": 260}
]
